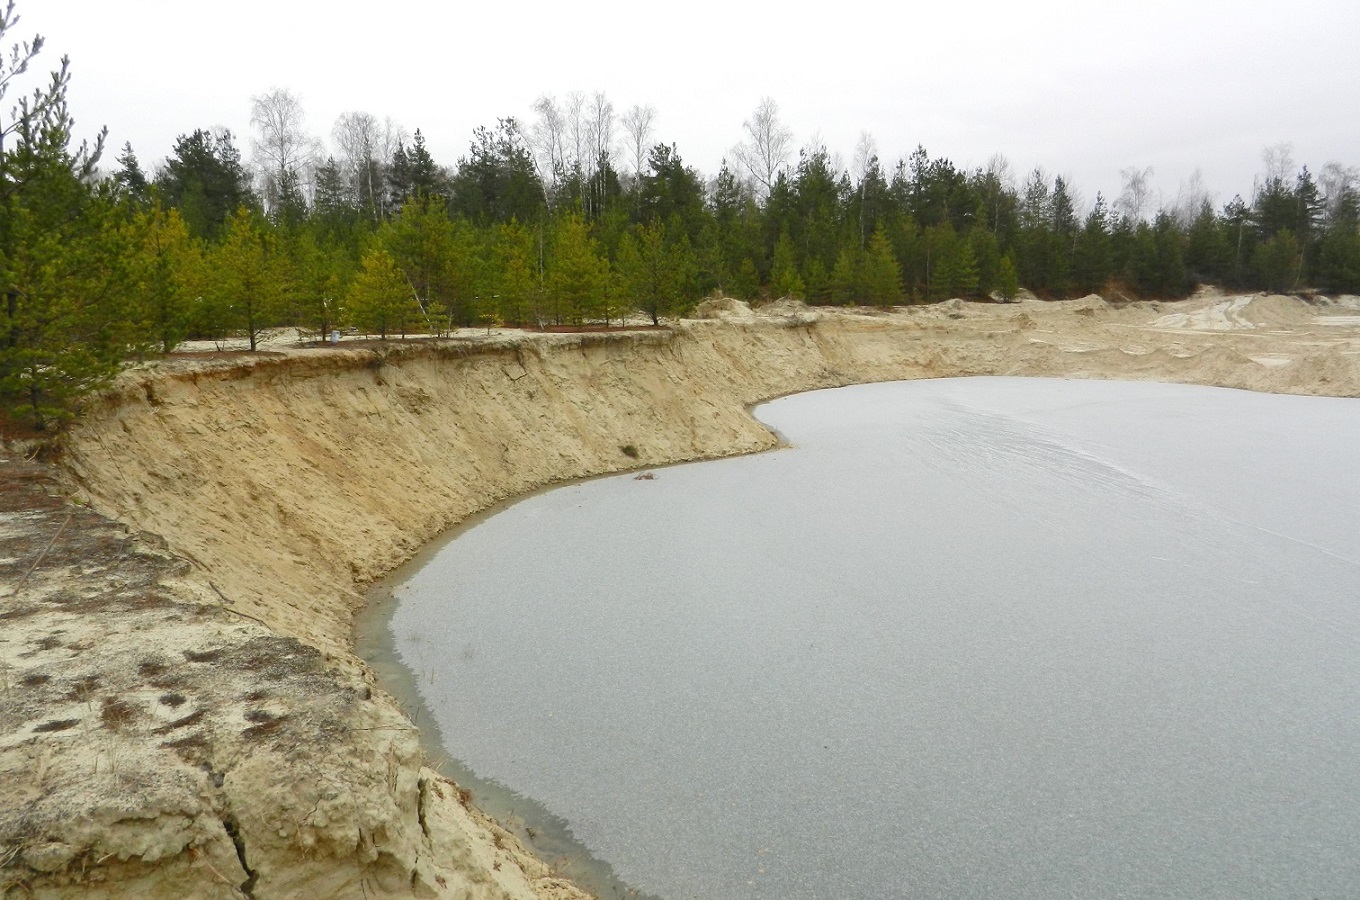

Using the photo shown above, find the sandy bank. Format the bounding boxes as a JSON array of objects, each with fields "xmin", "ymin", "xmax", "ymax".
[{"xmin": 3, "ymin": 292, "xmax": 1359, "ymax": 898}]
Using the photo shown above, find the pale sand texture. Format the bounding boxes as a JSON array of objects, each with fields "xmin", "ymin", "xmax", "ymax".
[{"xmin": 3, "ymin": 290, "xmax": 1359, "ymax": 898}]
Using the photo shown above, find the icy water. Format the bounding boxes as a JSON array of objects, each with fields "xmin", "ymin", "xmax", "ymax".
[{"xmin": 388, "ymin": 378, "xmax": 1360, "ymax": 899}]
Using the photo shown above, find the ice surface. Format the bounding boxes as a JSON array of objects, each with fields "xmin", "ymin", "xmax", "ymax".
[{"xmin": 392, "ymin": 378, "xmax": 1360, "ymax": 900}]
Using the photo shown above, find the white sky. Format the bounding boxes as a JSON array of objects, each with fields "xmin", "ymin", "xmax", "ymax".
[{"xmin": 18, "ymin": 0, "xmax": 1360, "ymax": 211}]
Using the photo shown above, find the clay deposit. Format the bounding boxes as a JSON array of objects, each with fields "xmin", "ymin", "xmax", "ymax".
[{"xmin": 3, "ymin": 290, "xmax": 1360, "ymax": 898}]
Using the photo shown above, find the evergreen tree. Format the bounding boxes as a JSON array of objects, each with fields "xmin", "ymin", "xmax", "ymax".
[
  {"xmin": 616, "ymin": 220, "xmax": 695, "ymax": 325},
  {"xmin": 547, "ymin": 214, "xmax": 608, "ymax": 323},
  {"xmin": 829, "ymin": 242, "xmax": 863, "ymax": 305},
  {"xmin": 404, "ymin": 129, "xmax": 446, "ymax": 199},
  {"xmin": 862, "ymin": 225, "xmax": 903, "ymax": 306},
  {"xmin": 1185, "ymin": 200, "xmax": 1234, "ymax": 285},
  {"xmin": 155, "ymin": 129, "xmax": 256, "ymax": 239},
  {"xmin": 112, "ymin": 141, "xmax": 151, "ymax": 205},
  {"xmin": 770, "ymin": 231, "xmax": 804, "ymax": 298},
  {"xmin": 934, "ymin": 236, "xmax": 979, "ymax": 300},
  {"xmin": 966, "ymin": 226, "xmax": 1002, "ymax": 297},
  {"xmin": 488, "ymin": 220, "xmax": 541, "ymax": 326},
  {"xmin": 996, "ymin": 254, "xmax": 1020, "ymax": 301},
  {"xmin": 1317, "ymin": 182, "xmax": 1360, "ymax": 292},
  {"xmin": 347, "ymin": 246, "xmax": 418, "ymax": 338},
  {"xmin": 1253, "ymin": 229, "xmax": 1301, "ymax": 293},
  {"xmin": 125, "ymin": 203, "xmax": 202, "ymax": 352},
  {"xmin": 803, "ymin": 256, "xmax": 831, "ymax": 304},
  {"xmin": 204, "ymin": 208, "xmax": 286, "ymax": 350},
  {"xmin": 287, "ymin": 229, "xmax": 348, "ymax": 339},
  {"xmin": 732, "ymin": 257, "xmax": 760, "ymax": 300},
  {"xmin": 1073, "ymin": 195, "xmax": 1114, "ymax": 293},
  {"xmin": 0, "ymin": 17, "xmax": 141, "ymax": 429},
  {"xmin": 450, "ymin": 118, "xmax": 545, "ymax": 226},
  {"xmin": 380, "ymin": 196, "xmax": 475, "ymax": 332},
  {"xmin": 639, "ymin": 143, "xmax": 706, "ymax": 242}
]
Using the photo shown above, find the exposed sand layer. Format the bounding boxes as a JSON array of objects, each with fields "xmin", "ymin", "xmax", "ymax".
[{"xmin": 4, "ymin": 291, "xmax": 1359, "ymax": 898}]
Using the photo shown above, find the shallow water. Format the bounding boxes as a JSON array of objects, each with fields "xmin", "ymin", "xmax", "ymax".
[{"xmin": 387, "ymin": 377, "xmax": 1360, "ymax": 899}]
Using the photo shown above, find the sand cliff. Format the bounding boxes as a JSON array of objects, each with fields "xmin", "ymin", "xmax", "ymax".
[{"xmin": 3, "ymin": 293, "xmax": 1359, "ymax": 898}]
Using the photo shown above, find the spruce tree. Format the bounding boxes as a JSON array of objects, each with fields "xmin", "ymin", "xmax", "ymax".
[{"xmin": 863, "ymin": 226, "xmax": 903, "ymax": 306}]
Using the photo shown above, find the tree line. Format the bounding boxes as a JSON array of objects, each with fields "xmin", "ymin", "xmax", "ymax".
[{"xmin": 2, "ymin": 1, "xmax": 1359, "ymax": 430}]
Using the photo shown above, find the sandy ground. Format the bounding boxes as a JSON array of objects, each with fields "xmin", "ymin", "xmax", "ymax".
[{"xmin": 3, "ymin": 289, "xmax": 1359, "ymax": 898}]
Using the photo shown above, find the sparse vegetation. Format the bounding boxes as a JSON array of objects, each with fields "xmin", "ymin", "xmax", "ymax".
[{"xmin": 98, "ymin": 697, "xmax": 139, "ymax": 731}]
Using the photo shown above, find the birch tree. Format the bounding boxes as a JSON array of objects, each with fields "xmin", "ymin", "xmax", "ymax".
[
  {"xmin": 621, "ymin": 103, "xmax": 657, "ymax": 185},
  {"xmin": 250, "ymin": 87, "xmax": 321, "ymax": 215},
  {"xmin": 732, "ymin": 97, "xmax": 792, "ymax": 200}
]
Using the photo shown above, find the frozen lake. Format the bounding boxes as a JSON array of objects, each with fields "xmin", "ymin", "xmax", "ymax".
[{"xmin": 387, "ymin": 378, "xmax": 1360, "ymax": 899}]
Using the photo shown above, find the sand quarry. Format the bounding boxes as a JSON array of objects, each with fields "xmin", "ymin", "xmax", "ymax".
[{"xmin": 3, "ymin": 289, "xmax": 1360, "ymax": 899}]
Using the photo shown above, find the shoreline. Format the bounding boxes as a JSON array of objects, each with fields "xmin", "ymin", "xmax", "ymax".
[{"xmin": 5, "ymin": 293, "xmax": 1360, "ymax": 897}]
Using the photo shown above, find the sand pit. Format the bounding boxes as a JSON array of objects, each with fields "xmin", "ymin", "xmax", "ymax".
[{"xmin": 4, "ymin": 291, "xmax": 1360, "ymax": 898}]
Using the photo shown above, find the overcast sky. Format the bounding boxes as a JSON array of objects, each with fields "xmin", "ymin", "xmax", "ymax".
[{"xmin": 18, "ymin": 0, "xmax": 1360, "ymax": 210}]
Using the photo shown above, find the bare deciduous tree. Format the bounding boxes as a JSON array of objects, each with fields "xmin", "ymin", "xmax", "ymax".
[
  {"xmin": 981, "ymin": 153, "xmax": 1014, "ymax": 236},
  {"xmin": 586, "ymin": 91, "xmax": 615, "ymax": 172},
  {"xmin": 565, "ymin": 91, "xmax": 588, "ymax": 176},
  {"xmin": 1261, "ymin": 143, "xmax": 1294, "ymax": 185},
  {"xmin": 1171, "ymin": 168, "xmax": 1214, "ymax": 226},
  {"xmin": 250, "ymin": 87, "xmax": 320, "ymax": 212},
  {"xmin": 1115, "ymin": 165, "xmax": 1155, "ymax": 224},
  {"xmin": 1318, "ymin": 161, "xmax": 1359, "ymax": 227},
  {"xmin": 530, "ymin": 94, "xmax": 567, "ymax": 193},
  {"xmin": 851, "ymin": 131, "xmax": 877, "ymax": 185},
  {"xmin": 732, "ymin": 97, "xmax": 793, "ymax": 200},
  {"xmin": 621, "ymin": 103, "xmax": 657, "ymax": 183},
  {"xmin": 852, "ymin": 131, "xmax": 878, "ymax": 246},
  {"xmin": 332, "ymin": 111, "xmax": 404, "ymax": 217}
]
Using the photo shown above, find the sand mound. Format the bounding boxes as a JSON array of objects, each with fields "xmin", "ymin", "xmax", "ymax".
[
  {"xmin": 692, "ymin": 295, "xmax": 753, "ymax": 320},
  {"xmin": 1240, "ymin": 294, "xmax": 1316, "ymax": 328},
  {"xmin": 1063, "ymin": 294, "xmax": 1109, "ymax": 316},
  {"xmin": 759, "ymin": 297, "xmax": 811, "ymax": 316}
]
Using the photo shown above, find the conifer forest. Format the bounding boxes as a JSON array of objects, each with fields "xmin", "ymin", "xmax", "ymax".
[{"xmin": 2, "ymin": 1, "xmax": 1358, "ymax": 429}]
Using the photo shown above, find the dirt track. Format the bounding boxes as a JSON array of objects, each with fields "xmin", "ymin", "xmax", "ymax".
[{"xmin": 3, "ymin": 291, "xmax": 1359, "ymax": 898}]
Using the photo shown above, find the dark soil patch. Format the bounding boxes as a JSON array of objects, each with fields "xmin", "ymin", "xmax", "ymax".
[{"xmin": 34, "ymin": 719, "xmax": 81, "ymax": 733}]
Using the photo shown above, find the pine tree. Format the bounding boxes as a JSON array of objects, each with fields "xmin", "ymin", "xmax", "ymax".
[
  {"xmin": 113, "ymin": 141, "xmax": 150, "ymax": 205},
  {"xmin": 770, "ymin": 231, "xmax": 804, "ymax": 299},
  {"xmin": 617, "ymin": 220, "xmax": 695, "ymax": 325},
  {"xmin": 205, "ymin": 208, "xmax": 286, "ymax": 350},
  {"xmin": 347, "ymin": 247, "xmax": 418, "ymax": 338},
  {"xmin": 1073, "ymin": 195, "xmax": 1114, "ymax": 293},
  {"xmin": 287, "ymin": 229, "xmax": 349, "ymax": 339},
  {"xmin": 380, "ymin": 196, "xmax": 474, "ymax": 333},
  {"xmin": 155, "ymin": 129, "xmax": 256, "ymax": 239},
  {"xmin": 996, "ymin": 254, "xmax": 1020, "ymax": 301},
  {"xmin": 1253, "ymin": 230, "xmax": 1300, "ymax": 293},
  {"xmin": 125, "ymin": 204, "xmax": 202, "ymax": 353},
  {"xmin": 489, "ymin": 220, "xmax": 540, "ymax": 326},
  {"xmin": 0, "ymin": 11, "xmax": 142, "ymax": 429},
  {"xmin": 732, "ymin": 258, "xmax": 760, "ymax": 300},
  {"xmin": 547, "ymin": 214, "xmax": 608, "ymax": 323}
]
